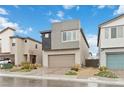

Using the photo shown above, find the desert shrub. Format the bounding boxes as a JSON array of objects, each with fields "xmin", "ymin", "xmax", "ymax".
[
  {"xmin": 21, "ymin": 61, "xmax": 37, "ymax": 70},
  {"xmin": 65, "ymin": 70, "xmax": 77, "ymax": 75},
  {"xmin": 95, "ymin": 70, "xmax": 118, "ymax": 78},
  {"xmin": 71, "ymin": 64, "xmax": 81, "ymax": 71},
  {"xmin": 21, "ymin": 62, "xmax": 30, "ymax": 70},
  {"xmin": 99, "ymin": 66, "xmax": 108, "ymax": 71}
]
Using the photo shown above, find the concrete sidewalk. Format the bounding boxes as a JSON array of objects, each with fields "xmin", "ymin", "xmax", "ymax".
[{"xmin": 0, "ymin": 73, "xmax": 124, "ymax": 86}]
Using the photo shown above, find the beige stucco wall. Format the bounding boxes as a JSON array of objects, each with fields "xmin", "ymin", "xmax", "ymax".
[
  {"xmin": 24, "ymin": 39, "xmax": 42, "ymax": 64},
  {"xmin": 42, "ymin": 49, "xmax": 80, "ymax": 67},
  {"xmin": 11, "ymin": 38, "xmax": 42, "ymax": 65},
  {"xmin": 79, "ymin": 31, "xmax": 89, "ymax": 65},
  {"xmin": 51, "ymin": 20, "xmax": 80, "ymax": 50},
  {"xmin": 0, "ymin": 29, "xmax": 15, "ymax": 53},
  {"xmin": 14, "ymin": 38, "xmax": 25, "ymax": 65}
]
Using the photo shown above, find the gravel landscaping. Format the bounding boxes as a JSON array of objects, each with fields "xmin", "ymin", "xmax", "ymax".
[{"xmin": 77, "ymin": 67, "xmax": 98, "ymax": 78}]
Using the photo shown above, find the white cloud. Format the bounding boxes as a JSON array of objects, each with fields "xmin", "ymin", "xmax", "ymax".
[
  {"xmin": 0, "ymin": 16, "xmax": 30, "ymax": 35},
  {"xmin": 63, "ymin": 5, "xmax": 76, "ymax": 9},
  {"xmin": 97, "ymin": 5, "xmax": 115, "ymax": 9},
  {"xmin": 113, "ymin": 5, "xmax": 124, "ymax": 15},
  {"xmin": 76, "ymin": 6, "xmax": 80, "ymax": 10},
  {"xmin": 63, "ymin": 5, "xmax": 80, "ymax": 10},
  {"xmin": 28, "ymin": 27, "xmax": 33, "ymax": 32},
  {"xmin": 86, "ymin": 34, "xmax": 98, "ymax": 56},
  {"xmin": 56, "ymin": 11, "xmax": 64, "ymax": 19},
  {"xmin": 97, "ymin": 5, "xmax": 106, "ymax": 9},
  {"xmin": 49, "ymin": 18, "xmax": 61, "ymax": 23},
  {"xmin": 13, "ymin": 5, "xmax": 19, "ymax": 8},
  {"xmin": 0, "ymin": 17, "xmax": 19, "ymax": 29},
  {"xmin": 0, "ymin": 8, "xmax": 8, "ymax": 15}
]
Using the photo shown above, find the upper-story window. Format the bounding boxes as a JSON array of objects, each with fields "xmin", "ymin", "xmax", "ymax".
[
  {"xmin": 105, "ymin": 28, "xmax": 109, "ymax": 39},
  {"xmin": 12, "ymin": 43, "xmax": 15, "ymax": 46},
  {"xmin": 117, "ymin": 26, "xmax": 123, "ymax": 38},
  {"xmin": 111, "ymin": 27, "xmax": 117, "ymax": 38},
  {"xmin": 62, "ymin": 31, "xmax": 77, "ymax": 42},
  {"xmin": 25, "ymin": 40, "xmax": 27, "ymax": 43},
  {"xmin": 45, "ymin": 33, "xmax": 49, "ymax": 38},
  {"xmin": 109, "ymin": 26, "xmax": 124, "ymax": 39},
  {"xmin": 35, "ymin": 44, "xmax": 38, "ymax": 49}
]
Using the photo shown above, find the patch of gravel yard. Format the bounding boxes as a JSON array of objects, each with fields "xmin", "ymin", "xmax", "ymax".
[{"xmin": 77, "ymin": 67, "xmax": 99, "ymax": 78}]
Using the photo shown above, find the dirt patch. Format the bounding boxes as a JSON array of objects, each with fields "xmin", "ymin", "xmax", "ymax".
[
  {"xmin": 77, "ymin": 67, "xmax": 98, "ymax": 78},
  {"xmin": 41, "ymin": 68, "xmax": 70, "ymax": 75},
  {"xmin": 111, "ymin": 70, "xmax": 124, "ymax": 78}
]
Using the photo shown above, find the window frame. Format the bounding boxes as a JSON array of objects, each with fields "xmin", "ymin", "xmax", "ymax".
[
  {"xmin": 117, "ymin": 26, "xmax": 123, "ymax": 38},
  {"xmin": 61, "ymin": 30, "xmax": 78, "ymax": 42},
  {"xmin": 35, "ymin": 44, "xmax": 38, "ymax": 49},
  {"xmin": 105, "ymin": 28, "xmax": 109, "ymax": 39},
  {"xmin": 111, "ymin": 27, "xmax": 117, "ymax": 38},
  {"xmin": 44, "ymin": 33, "xmax": 49, "ymax": 38},
  {"xmin": 12, "ymin": 43, "xmax": 16, "ymax": 46}
]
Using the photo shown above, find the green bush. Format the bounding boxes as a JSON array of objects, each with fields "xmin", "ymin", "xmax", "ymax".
[
  {"xmin": 0, "ymin": 63, "xmax": 13, "ymax": 69},
  {"xmin": 65, "ymin": 70, "xmax": 77, "ymax": 75},
  {"xmin": 21, "ymin": 62, "xmax": 37, "ymax": 71},
  {"xmin": 95, "ymin": 71, "xmax": 118, "ymax": 78}
]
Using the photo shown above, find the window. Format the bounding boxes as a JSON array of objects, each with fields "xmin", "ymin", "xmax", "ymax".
[
  {"xmin": 25, "ymin": 40, "xmax": 27, "ymax": 43},
  {"xmin": 111, "ymin": 27, "xmax": 117, "ymax": 38},
  {"xmin": 12, "ymin": 43, "xmax": 15, "ymax": 46},
  {"xmin": 35, "ymin": 44, "xmax": 38, "ymax": 49},
  {"xmin": 62, "ymin": 31, "xmax": 77, "ymax": 42},
  {"xmin": 45, "ymin": 33, "xmax": 49, "ymax": 38},
  {"xmin": 118, "ymin": 26, "xmax": 123, "ymax": 38},
  {"xmin": 105, "ymin": 28, "xmax": 109, "ymax": 39}
]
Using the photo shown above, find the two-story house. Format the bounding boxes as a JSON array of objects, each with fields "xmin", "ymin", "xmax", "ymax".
[
  {"xmin": 41, "ymin": 20, "xmax": 89, "ymax": 68},
  {"xmin": 97, "ymin": 14, "xmax": 124, "ymax": 70},
  {"xmin": 0, "ymin": 27, "xmax": 42, "ymax": 65}
]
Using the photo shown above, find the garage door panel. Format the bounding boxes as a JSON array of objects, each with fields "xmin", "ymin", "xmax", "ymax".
[
  {"xmin": 48, "ymin": 54, "xmax": 75, "ymax": 68},
  {"xmin": 107, "ymin": 54, "xmax": 124, "ymax": 70}
]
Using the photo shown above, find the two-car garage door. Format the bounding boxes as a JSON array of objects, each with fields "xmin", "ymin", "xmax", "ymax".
[
  {"xmin": 48, "ymin": 54, "xmax": 75, "ymax": 68},
  {"xmin": 107, "ymin": 54, "xmax": 124, "ymax": 70}
]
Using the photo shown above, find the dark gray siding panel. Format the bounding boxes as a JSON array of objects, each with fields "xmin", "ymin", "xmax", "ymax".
[{"xmin": 42, "ymin": 33, "xmax": 51, "ymax": 50}]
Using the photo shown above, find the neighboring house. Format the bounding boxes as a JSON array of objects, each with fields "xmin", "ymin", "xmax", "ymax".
[
  {"xmin": 97, "ymin": 14, "xmax": 124, "ymax": 70},
  {"xmin": 0, "ymin": 27, "xmax": 42, "ymax": 65},
  {"xmin": 41, "ymin": 20, "xmax": 89, "ymax": 68}
]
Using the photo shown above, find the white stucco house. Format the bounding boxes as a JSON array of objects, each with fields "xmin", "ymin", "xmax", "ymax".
[
  {"xmin": 97, "ymin": 14, "xmax": 124, "ymax": 69},
  {"xmin": 0, "ymin": 27, "xmax": 42, "ymax": 65}
]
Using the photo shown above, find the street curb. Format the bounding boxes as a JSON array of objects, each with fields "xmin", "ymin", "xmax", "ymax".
[{"xmin": 0, "ymin": 74, "xmax": 124, "ymax": 86}]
